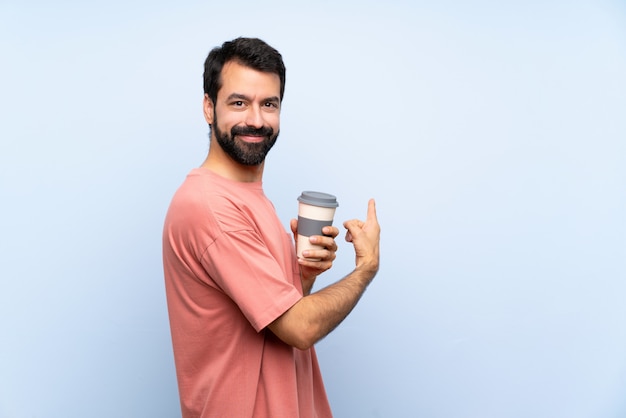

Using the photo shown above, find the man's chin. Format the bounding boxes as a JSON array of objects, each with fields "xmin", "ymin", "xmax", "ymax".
[{"xmin": 236, "ymin": 153, "xmax": 266, "ymax": 166}]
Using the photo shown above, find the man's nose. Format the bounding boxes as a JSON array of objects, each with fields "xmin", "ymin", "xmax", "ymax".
[{"xmin": 245, "ymin": 106, "xmax": 264, "ymax": 128}]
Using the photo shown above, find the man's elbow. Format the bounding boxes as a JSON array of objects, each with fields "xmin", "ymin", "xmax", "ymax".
[
  {"xmin": 291, "ymin": 333, "xmax": 316, "ymax": 351},
  {"xmin": 268, "ymin": 321, "xmax": 320, "ymax": 351}
]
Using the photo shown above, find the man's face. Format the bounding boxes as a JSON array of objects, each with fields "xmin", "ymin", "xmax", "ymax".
[{"xmin": 205, "ymin": 60, "xmax": 281, "ymax": 166}]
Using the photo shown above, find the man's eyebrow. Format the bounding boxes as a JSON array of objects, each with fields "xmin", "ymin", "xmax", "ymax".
[
  {"xmin": 226, "ymin": 93, "xmax": 250, "ymax": 102},
  {"xmin": 226, "ymin": 93, "xmax": 280, "ymax": 103},
  {"xmin": 264, "ymin": 96, "xmax": 280, "ymax": 103}
]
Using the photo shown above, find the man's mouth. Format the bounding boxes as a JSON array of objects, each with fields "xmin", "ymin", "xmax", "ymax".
[
  {"xmin": 231, "ymin": 126, "xmax": 273, "ymax": 143},
  {"xmin": 236, "ymin": 134, "xmax": 265, "ymax": 144}
]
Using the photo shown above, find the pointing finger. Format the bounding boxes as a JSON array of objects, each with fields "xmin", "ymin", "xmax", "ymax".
[{"xmin": 367, "ymin": 199, "xmax": 377, "ymax": 222}]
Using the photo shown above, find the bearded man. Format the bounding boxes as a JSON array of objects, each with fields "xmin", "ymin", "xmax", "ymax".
[{"xmin": 162, "ymin": 37, "xmax": 380, "ymax": 418}]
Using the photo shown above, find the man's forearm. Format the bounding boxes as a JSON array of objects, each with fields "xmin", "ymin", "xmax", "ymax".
[
  {"xmin": 270, "ymin": 265, "xmax": 377, "ymax": 350},
  {"xmin": 304, "ymin": 266, "xmax": 376, "ymax": 337}
]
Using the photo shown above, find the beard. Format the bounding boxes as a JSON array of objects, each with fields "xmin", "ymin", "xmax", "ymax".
[{"xmin": 212, "ymin": 112, "xmax": 279, "ymax": 166}]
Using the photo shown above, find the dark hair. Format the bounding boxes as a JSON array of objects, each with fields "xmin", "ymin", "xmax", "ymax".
[{"xmin": 203, "ymin": 37, "xmax": 286, "ymax": 105}]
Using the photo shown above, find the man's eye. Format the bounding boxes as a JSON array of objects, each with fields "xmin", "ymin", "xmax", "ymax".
[
  {"xmin": 233, "ymin": 101, "xmax": 244, "ymax": 106},
  {"xmin": 264, "ymin": 102, "xmax": 278, "ymax": 108}
]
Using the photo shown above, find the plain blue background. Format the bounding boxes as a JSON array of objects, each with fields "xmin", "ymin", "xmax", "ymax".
[{"xmin": 1, "ymin": 1, "xmax": 625, "ymax": 417}]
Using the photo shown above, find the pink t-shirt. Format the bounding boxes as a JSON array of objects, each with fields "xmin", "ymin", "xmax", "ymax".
[{"xmin": 163, "ymin": 168, "xmax": 332, "ymax": 418}]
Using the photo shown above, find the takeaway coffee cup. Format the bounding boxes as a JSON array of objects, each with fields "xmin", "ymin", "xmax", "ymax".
[{"xmin": 296, "ymin": 191, "xmax": 339, "ymax": 260}]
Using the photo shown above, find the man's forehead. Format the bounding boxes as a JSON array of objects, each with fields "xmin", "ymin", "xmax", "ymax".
[{"xmin": 219, "ymin": 61, "xmax": 280, "ymax": 93}]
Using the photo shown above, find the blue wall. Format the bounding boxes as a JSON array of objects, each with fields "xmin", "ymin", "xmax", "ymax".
[{"xmin": 1, "ymin": 1, "xmax": 625, "ymax": 417}]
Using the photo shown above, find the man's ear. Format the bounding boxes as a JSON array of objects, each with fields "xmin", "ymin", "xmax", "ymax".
[{"xmin": 203, "ymin": 94, "xmax": 214, "ymax": 125}]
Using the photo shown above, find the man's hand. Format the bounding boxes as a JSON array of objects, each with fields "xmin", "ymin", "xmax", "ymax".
[
  {"xmin": 344, "ymin": 199, "xmax": 380, "ymax": 275},
  {"xmin": 290, "ymin": 219, "xmax": 339, "ymax": 293}
]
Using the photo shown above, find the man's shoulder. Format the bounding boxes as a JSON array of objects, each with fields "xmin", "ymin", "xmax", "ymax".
[{"xmin": 167, "ymin": 170, "xmax": 263, "ymax": 235}]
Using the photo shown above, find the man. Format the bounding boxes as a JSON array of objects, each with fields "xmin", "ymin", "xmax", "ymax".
[{"xmin": 162, "ymin": 37, "xmax": 380, "ymax": 418}]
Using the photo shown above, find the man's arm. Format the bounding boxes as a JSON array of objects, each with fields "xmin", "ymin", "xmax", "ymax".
[{"xmin": 269, "ymin": 199, "xmax": 380, "ymax": 350}]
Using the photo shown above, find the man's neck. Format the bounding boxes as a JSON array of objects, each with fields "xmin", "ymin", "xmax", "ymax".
[{"xmin": 200, "ymin": 146, "xmax": 264, "ymax": 183}]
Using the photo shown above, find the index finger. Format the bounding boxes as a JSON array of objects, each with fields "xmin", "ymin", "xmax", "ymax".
[{"xmin": 367, "ymin": 199, "xmax": 377, "ymax": 222}]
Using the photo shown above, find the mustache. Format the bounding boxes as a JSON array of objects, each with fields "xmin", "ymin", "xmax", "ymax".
[{"xmin": 231, "ymin": 125, "xmax": 274, "ymax": 138}]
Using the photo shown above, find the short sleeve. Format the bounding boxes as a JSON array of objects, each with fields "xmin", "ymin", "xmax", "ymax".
[{"xmin": 201, "ymin": 228, "xmax": 302, "ymax": 332}]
